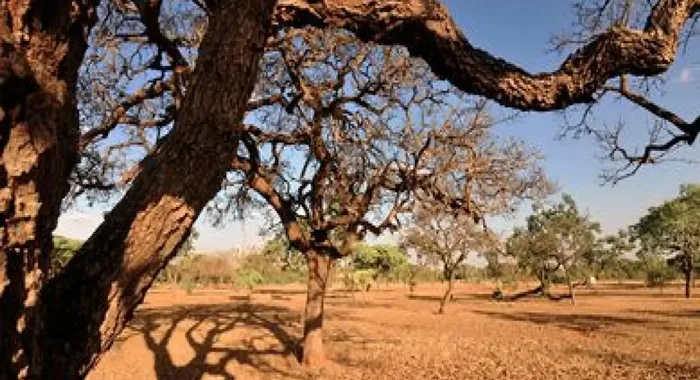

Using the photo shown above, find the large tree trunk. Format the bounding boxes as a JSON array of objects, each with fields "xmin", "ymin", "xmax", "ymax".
[
  {"xmin": 0, "ymin": 2, "xmax": 96, "ymax": 378},
  {"xmin": 302, "ymin": 251, "xmax": 332, "ymax": 367},
  {"xmin": 438, "ymin": 270, "xmax": 454, "ymax": 314},
  {"xmin": 35, "ymin": 1, "xmax": 276, "ymax": 378}
]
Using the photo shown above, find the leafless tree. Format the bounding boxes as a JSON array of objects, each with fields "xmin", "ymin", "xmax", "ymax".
[
  {"xmin": 402, "ymin": 116, "xmax": 550, "ymax": 314},
  {"xmin": 222, "ymin": 28, "xmax": 478, "ymax": 365},
  {"xmin": 403, "ymin": 208, "xmax": 493, "ymax": 314}
]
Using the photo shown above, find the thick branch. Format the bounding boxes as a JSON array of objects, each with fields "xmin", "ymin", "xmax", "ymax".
[{"xmin": 276, "ymin": 0, "xmax": 700, "ymax": 111}]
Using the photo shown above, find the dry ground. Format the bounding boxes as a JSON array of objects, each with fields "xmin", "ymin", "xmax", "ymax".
[{"xmin": 89, "ymin": 282, "xmax": 700, "ymax": 380}]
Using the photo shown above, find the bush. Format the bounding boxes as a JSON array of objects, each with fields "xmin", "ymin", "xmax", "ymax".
[
  {"xmin": 179, "ymin": 276, "xmax": 197, "ymax": 295},
  {"xmin": 643, "ymin": 257, "xmax": 677, "ymax": 288},
  {"xmin": 491, "ymin": 288, "xmax": 504, "ymax": 301},
  {"xmin": 233, "ymin": 268, "xmax": 265, "ymax": 291},
  {"xmin": 237, "ymin": 252, "xmax": 306, "ymax": 285}
]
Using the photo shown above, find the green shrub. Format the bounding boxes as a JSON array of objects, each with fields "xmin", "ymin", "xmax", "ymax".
[
  {"xmin": 233, "ymin": 268, "xmax": 265, "ymax": 291},
  {"xmin": 643, "ymin": 257, "xmax": 677, "ymax": 288},
  {"xmin": 179, "ymin": 276, "xmax": 196, "ymax": 295}
]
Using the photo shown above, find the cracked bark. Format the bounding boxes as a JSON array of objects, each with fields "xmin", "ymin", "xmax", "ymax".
[
  {"xmin": 37, "ymin": 1, "xmax": 276, "ymax": 377},
  {"xmin": 0, "ymin": 2, "xmax": 96, "ymax": 378},
  {"xmin": 275, "ymin": 0, "xmax": 700, "ymax": 111}
]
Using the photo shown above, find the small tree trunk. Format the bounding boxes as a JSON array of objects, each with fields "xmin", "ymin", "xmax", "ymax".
[
  {"xmin": 301, "ymin": 251, "xmax": 332, "ymax": 367},
  {"xmin": 564, "ymin": 266, "xmax": 576, "ymax": 305},
  {"xmin": 438, "ymin": 271, "xmax": 454, "ymax": 314},
  {"xmin": 685, "ymin": 266, "xmax": 693, "ymax": 299}
]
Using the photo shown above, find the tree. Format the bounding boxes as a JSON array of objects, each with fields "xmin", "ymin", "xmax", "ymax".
[
  {"xmin": 157, "ymin": 230, "xmax": 199, "ymax": 286},
  {"xmin": 2, "ymin": 0, "xmax": 699, "ymax": 377},
  {"xmin": 262, "ymin": 237, "xmax": 305, "ymax": 273},
  {"xmin": 352, "ymin": 244, "xmax": 409, "ymax": 286},
  {"xmin": 50, "ymin": 236, "xmax": 83, "ymax": 278},
  {"xmin": 583, "ymin": 230, "xmax": 634, "ymax": 281},
  {"xmin": 403, "ymin": 208, "xmax": 494, "ymax": 314},
  {"xmin": 401, "ymin": 118, "xmax": 550, "ymax": 313},
  {"xmin": 226, "ymin": 28, "xmax": 476, "ymax": 365},
  {"xmin": 1, "ymin": 2, "xmax": 98, "ymax": 377},
  {"xmin": 632, "ymin": 184, "xmax": 700, "ymax": 298},
  {"xmin": 641, "ymin": 255, "xmax": 678, "ymax": 289},
  {"xmin": 507, "ymin": 195, "xmax": 601, "ymax": 305}
]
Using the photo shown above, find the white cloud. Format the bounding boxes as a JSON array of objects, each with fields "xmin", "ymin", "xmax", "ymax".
[{"xmin": 679, "ymin": 66, "xmax": 700, "ymax": 83}]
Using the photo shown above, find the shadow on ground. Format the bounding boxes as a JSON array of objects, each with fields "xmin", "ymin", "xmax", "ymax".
[
  {"xmin": 407, "ymin": 293, "xmax": 493, "ymax": 302},
  {"xmin": 571, "ymin": 348, "xmax": 700, "ymax": 378},
  {"xmin": 123, "ymin": 302, "xmax": 302, "ymax": 380},
  {"xmin": 626, "ymin": 309, "xmax": 700, "ymax": 319},
  {"xmin": 472, "ymin": 310, "xmax": 676, "ymax": 334}
]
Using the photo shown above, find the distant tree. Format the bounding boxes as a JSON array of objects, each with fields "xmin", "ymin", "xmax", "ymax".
[
  {"xmin": 632, "ymin": 184, "xmax": 700, "ymax": 298},
  {"xmin": 233, "ymin": 268, "xmax": 265, "ymax": 295},
  {"xmin": 507, "ymin": 194, "xmax": 600, "ymax": 304},
  {"xmin": 584, "ymin": 230, "xmax": 634, "ymax": 280},
  {"xmin": 453, "ymin": 263, "xmax": 487, "ymax": 283},
  {"xmin": 614, "ymin": 258, "xmax": 645, "ymax": 282},
  {"xmin": 483, "ymin": 249, "xmax": 520, "ymax": 284},
  {"xmin": 352, "ymin": 244, "xmax": 409, "ymax": 287},
  {"xmin": 235, "ymin": 249, "xmax": 306, "ymax": 285},
  {"xmin": 262, "ymin": 237, "xmax": 305, "ymax": 273},
  {"xmin": 403, "ymin": 207, "xmax": 495, "ymax": 314},
  {"xmin": 640, "ymin": 255, "xmax": 678, "ymax": 289}
]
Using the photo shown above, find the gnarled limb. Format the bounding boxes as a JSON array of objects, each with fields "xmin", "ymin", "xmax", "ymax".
[{"xmin": 275, "ymin": 0, "xmax": 700, "ymax": 111}]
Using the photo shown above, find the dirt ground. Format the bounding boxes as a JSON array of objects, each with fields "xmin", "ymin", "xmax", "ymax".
[{"xmin": 88, "ymin": 282, "xmax": 700, "ymax": 380}]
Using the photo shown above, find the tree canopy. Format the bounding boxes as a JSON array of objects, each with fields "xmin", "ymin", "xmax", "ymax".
[
  {"xmin": 632, "ymin": 184, "xmax": 700, "ymax": 297},
  {"xmin": 507, "ymin": 194, "xmax": 601, "ymax": 303}
]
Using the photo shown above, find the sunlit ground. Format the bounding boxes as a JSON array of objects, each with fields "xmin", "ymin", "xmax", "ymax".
[{"xmin": 89, "ymin": 282, "xmax": 700, "ymax": 380}]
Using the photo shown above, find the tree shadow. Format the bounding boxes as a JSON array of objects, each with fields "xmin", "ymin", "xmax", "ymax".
[
  {"xmin": 256, "ymin": 288, "xmax": 307, "ymax": 296},
  {"xmin": 407, "ymin": 293, "xmax": 492, "ymax": 302},
  {"xmin": 571, "ymin": 347, "xmax": 700, "ymax": 378},
  {"xmin": 125, "ymin": 302, "xmax": 303, "ymax": 379},
  {"xmin": 626, "ymin": 309, "xmax": 700, "ymax": 319},
  {"xmin": 472, "ymin": 310, "xmax": 675, "ymax": 334}
]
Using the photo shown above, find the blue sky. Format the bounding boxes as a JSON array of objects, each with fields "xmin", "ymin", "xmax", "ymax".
[{"xmin": 56, "ymin": 0, "xmax": 700, "ymax": 251}]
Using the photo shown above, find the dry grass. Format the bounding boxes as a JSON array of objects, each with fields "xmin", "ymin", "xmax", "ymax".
[{"xmin": 89, "ymin": 282, "xmax": 700, "ymax": 380}]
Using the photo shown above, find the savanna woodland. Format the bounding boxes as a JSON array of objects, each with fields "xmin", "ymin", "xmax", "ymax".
[{"xmin": 1, "ymin": 0, "xmax": 700, "ymax": 379}]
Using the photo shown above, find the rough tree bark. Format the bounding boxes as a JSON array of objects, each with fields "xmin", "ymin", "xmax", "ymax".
[
  {"xmin": 0, "ymin": 2, "xmax": 96, "ymax": 378},
  {"xmin": 302, "ymin": 251, "xmax": 333, "ymax": 367},
  {"xmin": 276, "ymin": 0, "xmax": 700, "ymax": 111},
  {"xmin": 35, "ymin": 1, "xmax": 277, "ymax": 378}
]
